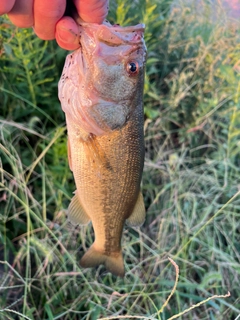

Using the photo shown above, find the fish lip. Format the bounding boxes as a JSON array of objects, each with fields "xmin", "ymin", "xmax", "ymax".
[
  {"xmin": 108, "ymin": 23, "xmax": 145, "ymax": 33},
  {"xmin": 100, "ymin": 23, "xmax": 145, "ymax": 45}
]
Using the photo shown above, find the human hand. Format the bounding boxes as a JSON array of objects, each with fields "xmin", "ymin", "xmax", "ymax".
[{"xmin": 0, "ymin": 0, "xmax": 109, "ymax": 50}]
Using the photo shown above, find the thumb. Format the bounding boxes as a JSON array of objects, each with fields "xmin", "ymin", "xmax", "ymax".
[{"xmin": 55, "ymin": 16, "xmax": 80, "ymax": 51}]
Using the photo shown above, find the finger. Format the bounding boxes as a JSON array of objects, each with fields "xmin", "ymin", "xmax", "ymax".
[
  {"xmin": 73, "ymin": 0, "xmax": 109, "ymax": 24},
  {"xmin": 55, "ymin": 16, "xmax": 80, "ymax": 51},
  {"xmin": 0, "ymin": 0, "xmax": 15, "ymax": 15},
  {"xmin": 8, "ymin": 0, "xmax": 33, "ymax": 28},
  {"xmin": 34, "ymin": 0, "xmax": 66, "ymax": 40}
]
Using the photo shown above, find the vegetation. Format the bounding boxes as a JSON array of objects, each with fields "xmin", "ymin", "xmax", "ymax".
[{"xmin": 0, "ymin": 0, "xmax": 239, "ymax": 319}]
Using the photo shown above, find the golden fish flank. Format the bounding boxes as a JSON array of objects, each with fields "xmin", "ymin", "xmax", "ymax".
[{"xmin": 58, "ymin": 21, "xmax": 147, "ymax": 277}]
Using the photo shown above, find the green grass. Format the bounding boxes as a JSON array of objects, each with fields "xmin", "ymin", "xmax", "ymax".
[{"xmin": 0, "ymin": 0, "xmax": 240, "ymax": 319}]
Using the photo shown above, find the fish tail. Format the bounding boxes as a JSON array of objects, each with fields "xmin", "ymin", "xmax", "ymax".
[{"xmin": 80, "ymin": 243, "xmax": 125, "ymax": 277}]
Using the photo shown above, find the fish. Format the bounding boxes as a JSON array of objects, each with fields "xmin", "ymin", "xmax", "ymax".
[{"xmin": 58, "ymin": 20, "xmax": 147, "ymax": 277}]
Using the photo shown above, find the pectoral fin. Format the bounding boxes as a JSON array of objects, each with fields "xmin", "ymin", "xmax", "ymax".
[
  {"xmin": 68, "ymin": 193, "xmax": 91, "ymax": 225},
  {"xmin": 84, "ymin": 134, "xmax": 112, "ymax": 171},
  {"xmin": 126, "ymin": 192, "xmax": 145, "ymax": 227}
]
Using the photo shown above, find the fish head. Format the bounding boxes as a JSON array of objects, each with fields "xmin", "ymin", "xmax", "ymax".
[
  {"xmin": 81, "ymin": 22, "xmax": 146, "ymax": 104},
  {"xmin": 58, "ymin": 22, "xmax": 147, "ymax": 136}
]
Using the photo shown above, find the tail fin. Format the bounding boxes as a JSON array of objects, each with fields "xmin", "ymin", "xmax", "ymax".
[{"xmin": 80, "ymin": 243, "xmax": 125, "ymax": 277}]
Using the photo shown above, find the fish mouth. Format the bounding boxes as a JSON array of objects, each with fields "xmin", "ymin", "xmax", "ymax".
[
  {"xmin": 74, "ymin": 13, "xmax": 145, "ymax": 39},
  {"xmin": 78, "ymin": 21, "xmax": 146, "ymax": 48}
]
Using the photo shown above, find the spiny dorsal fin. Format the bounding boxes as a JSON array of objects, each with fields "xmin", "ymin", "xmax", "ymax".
[
  {"xmin": 68, "ymin": 193, "xmax": 91, "ymax": 225},
  {"xmin": 126, "ymin": 192, "xmax": 145, "ymax": 227}
]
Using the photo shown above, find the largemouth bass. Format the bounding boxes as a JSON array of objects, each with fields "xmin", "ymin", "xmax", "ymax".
[{"xmin": 58, "ymin": 20, "xmax": 147, "ymax": 277}]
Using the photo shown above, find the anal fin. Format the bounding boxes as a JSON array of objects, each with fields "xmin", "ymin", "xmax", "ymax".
[
  {"xmin": 126, "ymin": 192, "xmax": 145, "ymax": 227},
  {"xmin": 68, "ymin": 193, "xmax": 91, "ymax": 226}
]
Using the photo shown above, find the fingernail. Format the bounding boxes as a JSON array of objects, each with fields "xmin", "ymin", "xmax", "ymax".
[{"xmin": 58, "ymin": 27, "xmax": 78, "ymax": 44}]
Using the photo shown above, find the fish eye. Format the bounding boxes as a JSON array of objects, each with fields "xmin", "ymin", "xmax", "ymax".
[{"xmin": 126, "ymin": 61, "xmax": 139, "ymax": 75}]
